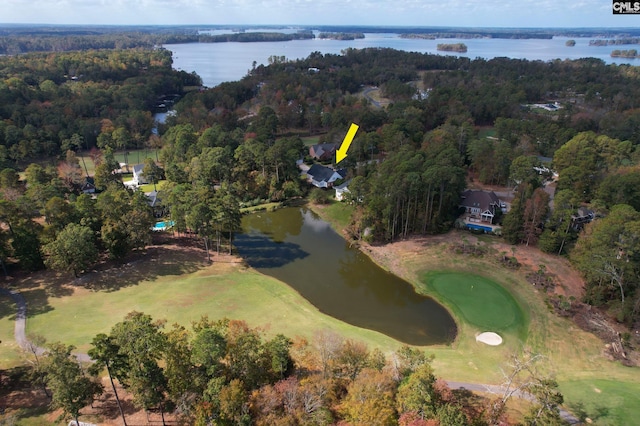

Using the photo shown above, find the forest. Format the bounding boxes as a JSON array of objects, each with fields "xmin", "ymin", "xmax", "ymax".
[
  {"xmin": 0, "ymin": 33, "xmax": 640, "ymax": 423},
  {"xmin": 2, "ymin": 43, "xmax": 640, "ymax": 326}
]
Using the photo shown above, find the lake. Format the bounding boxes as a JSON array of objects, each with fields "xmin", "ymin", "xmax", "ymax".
[
  {"xmin": 233, "ymin": 207, "xmax": 457, "ymax": 345},
  {"xmin": 166, "ymin": 33, "xmax": 638, "ymax": 87}
]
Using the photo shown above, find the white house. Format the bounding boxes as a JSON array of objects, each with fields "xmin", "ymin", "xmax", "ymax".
[
  {"xmin": 306, "ymin": 164, "xmax": 346, "ymax": 188},
  {"xmin": 132, "ymin": 164, "xmax": 148, "ymax": 186},
  {"xmin": 335, "ymin": 180, "xmax": 351, "ymax": 201}
]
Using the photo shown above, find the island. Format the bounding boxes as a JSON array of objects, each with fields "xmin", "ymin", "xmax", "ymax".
[
  {"xmin": 317, "ymin": 32, "xmax": 365, "ymax": 40},
  {"xmin": 199, "ymin": 31, "xmax": 314, "ymax": 43},
  {"xmin": 611, "ymin": 49, "xmax": 639, "ymax": 58},
  {"xmin": 437, "ymin": 43, "xmax": 468, "ymax": 53},
  {"xmin": 565, "ymin": 39, "xmax": 576, "ymax": 47},
  {"xmin": 590, "ymin": 38, "xmax": 640, "ymax": 46}
]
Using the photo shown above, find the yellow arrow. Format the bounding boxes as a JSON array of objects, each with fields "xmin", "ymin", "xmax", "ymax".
[{"xmin": 336, "ymin": 123, "xmax": 359, "ymax": 164}]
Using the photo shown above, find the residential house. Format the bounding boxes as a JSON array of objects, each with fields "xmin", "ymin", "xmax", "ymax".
[
  {"xmin": 306, "ymin": 164, "xmax": 347, "ymax": 188},
  {"xmin": 132, "ymin": 164, "xmax": 148, "ymax": 186},
  {"xmin": 459, "ymin": 190, "xmax": 503, "ymax": 224},
  {"xmin": 145, "ymin": 190, "xmax": 166, "ymax": 218},
  {"xmin": 335, "ymin": 180, "xmax": 351, "ymax": 201},
  {"xmin": 80, "ymin": 176, "xmax": 96, "ymax": 194},
  {"xmin": 571, "ymin": 207, "xmax": 594, "ymax": 229},
  {"xmin": 309, "ymin": 143, "xmax": 337, "ymax": 161}
]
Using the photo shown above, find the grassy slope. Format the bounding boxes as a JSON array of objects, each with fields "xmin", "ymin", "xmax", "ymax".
[
  {"xmin": 17, "ymin": 262, "xmax": 401, "ymax": 358},
  {"xmin": 363, "ymin": 234, "xmax": 640, "ymax": 424}
]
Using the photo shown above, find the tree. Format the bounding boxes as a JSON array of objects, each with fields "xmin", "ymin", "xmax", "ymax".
[
  {"xmin": 223, "ymin": 320, "xmax": 268, "ymax": 390},
  {"xmin": 186, "ymin": 197, "xmax": 216, "ymax": 262},
  {"xmin": 522, "ymin": 188, "xmax": 550, "ymax": 246},
  {"xmin": 333, "ymin": 339, "xmax": 370, "ymax": 381},
  {"xmin": 110, "ymin": 312, "xmax": 169, "ymax": 424},
  {"xmin": 218, "ymin": 191, "xmax": 242, "ymax": 255},
  {"xmin": 43, "ymin": 223, "xmax": 98, "ymax": 277},
  {"xmin": 44, "ymin": 196, "xmax": 77, "ymax": 232},
  {"xmin": 23, "ymin": 333, "xmax": 50, "ymax": 398},
  {"xmin": 571, "ymin": 204, "xmax": 640, "ymax": 321},
  {"xmin": 44, "ymin": 343, "xmax": 103, "ymax": 426},
  {"xmin": 264, "ymin": 334, "xmax": 293, "ymax": 381},
  {"xmin": 485, "ymin": 351, "xmax": 565, "ymax": 425},
  {"xmin": 523, "ymin": 378, "xmax": 565, "ymax": 425},
  {"xmin": 164, "ymin": 324, "xmax": 198, "ymax": 419},
  {"xmin": 94, "ymin": 150, "xmax": 122, "ymax": 190},
  {"xmin": 88, "ymin": 333, "xmax": 129, "ymax": 426},
  {"xmin": 339, "ymin": 368, "xmax": 397, "ymax": 425},
  {"xmin": 98, "ymin": 186, "xmax": 153, "ymax": 259},
  {"xmin": 396, "ymin": 363, "xmax": 442, "ymax": 421},
  {"xmin": 219, "ymin": 379, "xmax": 250, "ymax": 425},
  {"xmin": 11, "ymin": 219, "xmax": 45, "ymax": 271},
  {"xmin": 143, "ymin": 157, "xmax": 164, "ymax": 191}
]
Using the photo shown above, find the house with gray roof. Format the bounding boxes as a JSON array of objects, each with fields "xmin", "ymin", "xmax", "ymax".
[
  {"xmin": 459, "ymin": 190, "xmax": 503, "ymax": 224},
  {"xmin": 132, "ymin": 164, "xmax": 148, "ymax": 186},
  {"xmin": 309, "ymin": 143, "xmax": 337, "ymax": 161},
  {"xmin": 306, "ymin": 164, "xmax": 347, "ymax": 188},
  {"xmin": 335, "ymin": 180, "xmax": 351, "ymax": 201}
]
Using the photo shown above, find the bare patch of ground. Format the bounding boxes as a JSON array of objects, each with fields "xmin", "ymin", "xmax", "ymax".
[{"xmin": 361, "ymin": 230, "xmax": 640, "ymax": 366}]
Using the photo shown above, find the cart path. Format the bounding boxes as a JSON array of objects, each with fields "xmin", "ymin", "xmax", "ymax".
[
  {"xmin": 1, "ymin": 287, "xmax": 578, "ymax": 423},
  {"xmin": 1, "ymin": 287, "xmax": 91, "ymax": 362}
]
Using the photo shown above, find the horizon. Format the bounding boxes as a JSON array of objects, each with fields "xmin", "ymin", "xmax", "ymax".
[
  {"xmin": 2, "ymin": 23, "xmax": 640, "ymax": 31},
  {"xmin": 2, "ymin": 0, "xmax": 639, "ymax": 28}
]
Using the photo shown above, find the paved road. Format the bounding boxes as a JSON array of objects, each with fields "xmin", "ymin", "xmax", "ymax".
[
  {"xmin": 362, "ymin": 86, "xmax": 384, "ymax": 109},
  {"xmin": 1, "ymin": 287, "xmax": 578, "ymax": 422}
]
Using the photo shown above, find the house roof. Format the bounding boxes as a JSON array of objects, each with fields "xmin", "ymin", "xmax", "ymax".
[
  {"xmin": 460, "ymin": 190, "xmax": 500, "ymax": 212},
  {"xmin": 335, "ymin": 179, "xmax": 351, "ymax": 190},
  {"xmin": 307, "ymin": 164, "xmax": 347, "ymax": 183},
  {"xmin": 307, "ymin": 164, "xmax": 336, "ymax": 182},
  {"xmin": 80, "ymin": 176, "xmax": 95, "ymax": 191},
  {"xmin": 133, "ymin": 164, "xmax": 144, "ymax": 174},
  {"xmin": 145, "ymin": 190, "xmax": 160, "ymax": 207},
  {"xmin": 310, "ymin": 143, "xmax": 337, "ymax": 159}
]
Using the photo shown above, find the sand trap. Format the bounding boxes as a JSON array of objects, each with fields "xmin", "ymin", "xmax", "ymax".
[{"xmin": 476, "ymin": 332, "xmax": 503, "ymax": 346}]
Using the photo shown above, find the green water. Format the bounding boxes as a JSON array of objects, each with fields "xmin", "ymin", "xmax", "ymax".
[{"xmin": 234, "ymin": 207, "xmax": 457, "ymax": 345}]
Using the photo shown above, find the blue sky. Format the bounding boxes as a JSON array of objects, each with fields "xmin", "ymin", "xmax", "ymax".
[{"xmin": 2, "ymin": 0, "xmax": 638, "ymax": 27}]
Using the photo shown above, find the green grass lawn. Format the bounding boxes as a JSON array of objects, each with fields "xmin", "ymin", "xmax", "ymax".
[
  {"xmin": 560, "ymin": 379, "xmax": 640, "ymax": 425},
  {"xmin": 477, "ymin": 127, "xmax": 496, "ymax": 139},
  {"xmin": 421, "ymin": 271, "xmax": 527, "ymax": 337},
  {"xmin": 316, "ymin": 200, "xmax": 354, "ymax": 230},
  {"xmin": 18, "ymin": 263, "xmax": 402, "ymax": 358},
  {"xmin": 78, "ymin": 148, "xmax": 158, "ymax": 176},
  {"xmin": 301, "ymin": 135, "xmax": 323, "ymax": 147}
]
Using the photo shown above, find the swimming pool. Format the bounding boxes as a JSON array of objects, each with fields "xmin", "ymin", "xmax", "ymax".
[{"xmin": 153, "ymin": 220, "xmax": 175, "ymax": 231}]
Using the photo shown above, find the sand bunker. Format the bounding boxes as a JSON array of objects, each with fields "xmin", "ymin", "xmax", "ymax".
[{"xmin": 476, "ymin": 332, "xmax": 503, "ymax": 346}]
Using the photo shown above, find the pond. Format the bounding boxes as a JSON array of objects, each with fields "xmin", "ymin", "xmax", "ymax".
[{"xmin": 233, "ymin": 207, "xmax": 457, "ymax": 345}]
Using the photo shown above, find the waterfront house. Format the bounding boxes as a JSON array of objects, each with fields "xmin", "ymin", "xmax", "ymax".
[
  {"xmin": 335, "ymin": 180, "xmax": 351, "ymax": 201},
  {"xmin": 459, "ymin": 189, "xmax": 503, "ymax": 224},
  {"xmin": 306, "ymin": 164, "xmax": 347, "ymax": 188}
]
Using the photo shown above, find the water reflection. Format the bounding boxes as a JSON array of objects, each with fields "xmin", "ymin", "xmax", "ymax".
[{"xmin": 234, "ymin": 207, "xmax": 457, "ymax": 345}]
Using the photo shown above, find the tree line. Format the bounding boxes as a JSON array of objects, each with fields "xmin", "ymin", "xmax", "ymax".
[{"xmin": 30, "ymin": 311, "xmax": 564, "ymax": 426}]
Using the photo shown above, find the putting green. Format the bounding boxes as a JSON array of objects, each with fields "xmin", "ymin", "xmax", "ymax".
[{"xmin": 422, "ymin": 271, "xmax": 526, "ymax": 333}]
